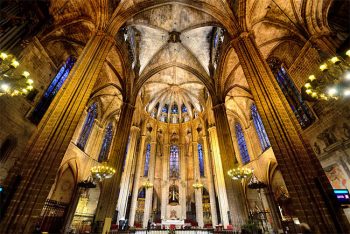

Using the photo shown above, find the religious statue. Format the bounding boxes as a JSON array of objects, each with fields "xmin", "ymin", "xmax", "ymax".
[{"xmin": 170, "ymin": 210, "xmax": 177, "ymax": 219}]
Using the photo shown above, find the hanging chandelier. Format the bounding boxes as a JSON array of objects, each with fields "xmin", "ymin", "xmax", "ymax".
[
  {"xmin": 302, "ymin": 49, "xmax": 350, "ymax": 101},
  {"xmin": 247, "ymin": 174, "xmax": 267, "ymax": 190},
  {"xmin": 228, "ymin": 167, "xmax": 253, "ymax": 180},
  {"xmin": 0, "ymin": 51, "xmax": 34, "ymax": 96},
  {"xmin": 143, "ymin": 179, "xmax": 153, "ymax": 189},
  {"xmin": 192, "ymin": 179, "xmax": 204, "ymax": 190},
  {"xmin": 91, "ymin": 162, "xmax": 116, "ymax": 181}
]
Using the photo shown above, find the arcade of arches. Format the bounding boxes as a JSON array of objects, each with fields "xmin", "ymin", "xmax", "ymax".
[{"xmin": 0, "ymin": 0, "xmax": 350, "ymax": 233}]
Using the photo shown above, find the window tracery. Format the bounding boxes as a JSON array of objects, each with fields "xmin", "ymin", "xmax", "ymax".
[
  {"xmin": 143, "ymin": 143, "xmax": 151, "ymax": 176},
  {"xmin": 30, "ymin": 56, "xmax": 76, "ymax": 124},
  {"xmin": 268, "ymin": 57, "xmax": 315, "ymax": 129},
  {"xmin": 198, "ymin": 143, "xmax": 205, "ymax": 177},
  {"xmin": 77, "ymin": 102, "xmax": 97, "ymax": 150},
  {"xmin": 98, "ymin": 122, "xmax": 113, "ymax": 162},
  {"xmin": 235, "ymin": 123, "xmax": 250, "ymax": 164},
  {"xmin": 169, "ymin": 145, "xmax": 180, "ymax": 178},
  {"xmin": 251, "ymin": 104, "xmax": 271, "ymax": 151}
]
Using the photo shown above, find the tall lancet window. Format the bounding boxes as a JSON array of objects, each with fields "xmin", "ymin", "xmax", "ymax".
[
  {"xmin": 169, "ymin": 145, "xmax": 179, "ymax": 178},
  {"xmin": 143, "ymin": 143, "xmax": 151, "ymax": 176},
  {"xmin": 98, "ymin": 122, "xmax": 113, "ymax": 162},
  {"xmin": 198, "ymin": 143, "xmax": 205, "ymax": 177},
  {"xmin": 77, "ymin": 103, "xmax": 97, "ymax": 150},
  {"xmin": 268, "ymin": 57, "xmax": 315, "ymax": 129},
  {"xmin": 235, "ymin": 123, "xmax": 250, "ymax": 164},
  {"xmin": 251, "ymin": 104, "xmax": 270, "ymax": 151},
  {"xmin": 30, "ymin": 56, "xmax": 76, "ymax": 124}
]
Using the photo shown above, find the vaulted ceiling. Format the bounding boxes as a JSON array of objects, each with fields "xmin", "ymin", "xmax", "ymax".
[{"xmin": 37, "ymin": 0, "xmax": 344, "ymax": 123}]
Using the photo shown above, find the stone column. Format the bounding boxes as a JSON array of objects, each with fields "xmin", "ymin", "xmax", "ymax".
[
  {"xmin": 129, "ymin": 134, "xmax": 147, "ymax": 226},
  {"xmin": 179, "ymin": 143, "xmax": 187, "ymax": 220},
  {"xmin": 192, "ymin": 141, "xmax": 204, "ymax": 227},
  {"xmin": 202, "ymin": 135, "xmax": 218, "ymax": 226},
  {"xmin": 211, "ymin": 104, "xmax": 248, "ymax": 226},
  {"xmin": 232, "ymin": 32, "xmax": 349, "ymax": 233},
  {"xmin": 94, "ymin": 102, "xmax": 135, "ymax": 232},
  {"xmin": 264, "ymin": 188, "xmax": 282, "ymax": 232},
  {"xmin": 161, "ymin": 144, "xmax": 169, "ymax": 220},
  {"xmin": 207, "ymin": 126, "xmax": 230, "ymax": 228},
  {"xmin": 143, "ymin": 141, "xmax": 157, "ymax": 227},
  {"xmin": 0, "ymin": 31, "xmax": 115, "ymax": 234},
  {"xmin": 117, "ymin": 126, "xmax": 140, "ymax": 221}
]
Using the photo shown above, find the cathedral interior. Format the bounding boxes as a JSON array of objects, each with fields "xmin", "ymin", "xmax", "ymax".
[{"xmin": 0, "ymin": 0, "xmax": 350, "ymax": 233}]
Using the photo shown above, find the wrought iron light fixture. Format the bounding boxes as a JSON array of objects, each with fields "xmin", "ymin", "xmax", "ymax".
[
  {"xmin": 143, "ymin": 179, "xmax": 153, "ymax": 189},
  {"xmin": 228, "ymin": 167, "xmax": 253, "ymax": 180},
  {"xmin": 192, "ymin": 179, "xmax": 204, "ymax": 190},
  {"xmin": 0, "ymin": 51, "xmax": 34, "ymax": 96},
  {"xmin": 77, "ymin": 177, "xmax": 97, "ymax": 189},
  {"xmin": 302, "ymin": 49, "xmax": 350, "ymax": 101},
  {"xmin": 91, "ymin": 162, "xmax": 116, "ymax": 181}
]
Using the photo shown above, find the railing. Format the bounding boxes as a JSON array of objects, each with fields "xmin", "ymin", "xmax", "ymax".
[{"xmin": 109, "ymin": 229, "xmax": 239, "ymax": 234}]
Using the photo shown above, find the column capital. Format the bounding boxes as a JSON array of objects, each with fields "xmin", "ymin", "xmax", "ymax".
[
  {"xmin": 94, "ymin": 30, "xmax": 116, "ymax": 45},
  {"xmin": 207, "ymin": 125, "xmax": 217, "ymax": 133},
  {"xmin": 231, "ymin": 31, "xmax": 254, "ymax": 45},
  {"xmin": 122, "ymin": 102, "xmax": 136, "ymax": 110},
  {"xmin": 130, "ymin": 125, "xmax": 140, "ymax": 133},
  {"xmin": 212, "ymin": 102, "xmax": 226, "ymax": 111}
]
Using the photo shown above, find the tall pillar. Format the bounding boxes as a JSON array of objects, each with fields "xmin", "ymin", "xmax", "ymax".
[
  {"xmin": 179, "ymin": 143, "xmax": 187, "ymax": 220},
  {"xmin": 192, "ymin": 141, "xmax": 204, "ymax": 227},
  {"xmin": 0, "ymin": 31, "xmax": 115, "ymax": 234},
  {"xmin": 207, "ymin": 126, "xmax": 230, "ymax": 227},
  {"xmin": 129, "ymin": 133, "xmax": 147, "ymax": 226},
  {"xmin": 232, "ymin": 32, "xmax": 349, "ymax": 233},
  {"xmin": 94, "ymin": 102, "xmax": 135, "ymax": 232},
  {"xmin": 202, "ymin": 135, "xmax": 218, "ymax": 226},
  {"xmin": 117, "ymin": 126, "xmax": 140, "ymax": 221},
  {"xmin": 211, "ymin": 104, "xmax": 248, "ymax": 226},
  {"xmin": 143, "ymin": 141, "xmax": 156, "ymax": 227},
  {"xmin": 161, "ymin": 144, "xmax": 169, "ymax": 220}
]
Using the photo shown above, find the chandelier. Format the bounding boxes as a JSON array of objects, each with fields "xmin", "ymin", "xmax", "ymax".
[
  {"xmin": 0, "ymin": 51, "xmax": 34, "ymax": 96},
  {"xmin": 247, "ymin": 174, "xmax": 267, "ymax": 189},
  {"xmin": 192, "ymin": 179, "xmax": 204, "ymax": 190},
  {"xmin": 77, "ymin": 177, "xmax": 97, "ymax": 189},
  {"xmin": 143, "ymin": 179, "xmax": 153, "ymax": 189},
  {"xmin": 228, "ymin": 167, "xmax": 253, "ymax": 180},
  {"xmin": 91, "ymin": 162, "xmax": 116, "ymax": 181},
  {"xmin": 302, "ymin": 49, "xmax": 350, "ymax": 101}
]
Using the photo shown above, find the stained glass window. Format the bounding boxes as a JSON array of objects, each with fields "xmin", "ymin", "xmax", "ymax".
[
  {"xmin": 162, "ymin": 104, "xmax": 168, "ymax": 113},
  {"xmin": 268, "ymin": 58, "xmax": 315, "ymax": 129},
  {"xmin": 181, "ymin": 104, "xmax": 187, "ymax": 113},
  {"xmin": 98, "ymin": 123, "xmax": 113, "ymax": 162},
  {"xmin": 77, "ymin": 103, "xmax": 97, "ymax": 150},
  {"xmin": 171, "ymin": 104, "xmax": 178, "ymax": 114},
  {"xmin": 251, "ymin": 104, "xmax": 271, "ymax": 151},
  {"xmin": 235, "ymin": 123, "xmax": 250, "ymax": 164},
  {"xmin": 30, "ymin": 57, "xmax": 76, "ymax": 124},
  {"xmin": 144, "ymin": 143, "xmax": 151, "ymax": 176},
  {"xmin": 138, "ymin": 188, "xmax": 146, "ymax": 199},
  {"xmin": 198, "ymin": 143, "xmax": 205, "ymax": 177},
  {"xmin": 169, "ymin": 145, "xmax": 179, "ymax": 178}
]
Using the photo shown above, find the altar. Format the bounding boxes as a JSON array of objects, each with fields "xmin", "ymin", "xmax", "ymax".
[{"xmin": 161, "ymin": 219, "xmax": 185, "ymax": 229}]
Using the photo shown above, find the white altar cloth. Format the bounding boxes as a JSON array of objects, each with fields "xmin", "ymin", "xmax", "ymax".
[{"xmin": 161, "ymin": 219, "xmax": 185, "ymax": 229}]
